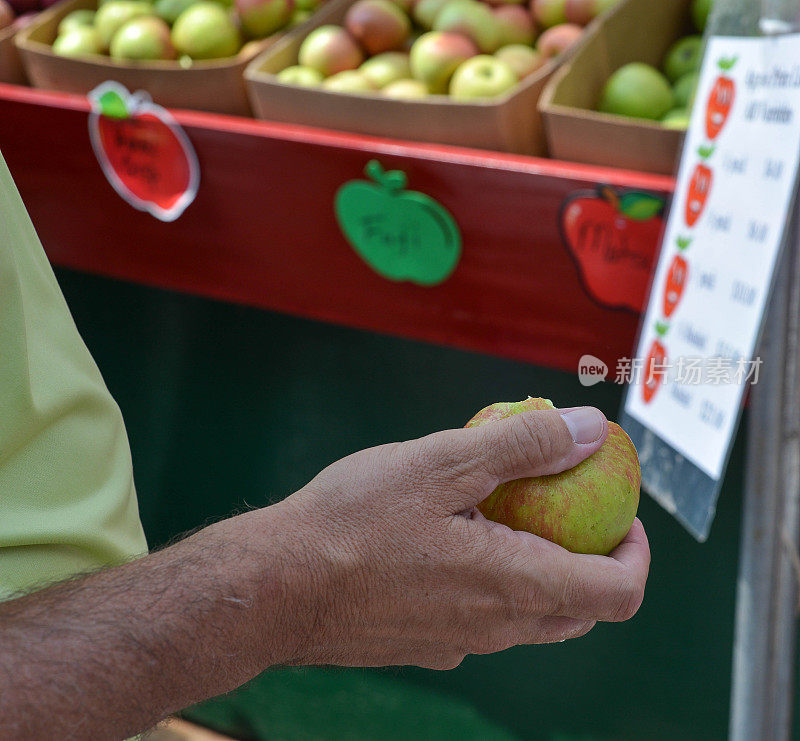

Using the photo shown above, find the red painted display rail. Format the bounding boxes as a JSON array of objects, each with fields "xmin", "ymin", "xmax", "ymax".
[{"xmin": 0, "ymin": 83, "xmax": 674, "ymax": 373}]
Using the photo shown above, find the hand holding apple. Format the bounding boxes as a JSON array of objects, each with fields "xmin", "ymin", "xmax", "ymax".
[{"xmin": 466, "ymin": 398, "xmax": 641, "ymax": 555}]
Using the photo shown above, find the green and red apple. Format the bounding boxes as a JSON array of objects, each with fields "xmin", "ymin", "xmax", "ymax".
[
  {"xmin": 433, "ymin": 0, "xmax": 501, "ymax": 53},
  {"xmin": 411, "ymin": 0, "xmax": 449, "ymax": 29},
  {"xmin": 110, "ymin": 15, "xmax": 177, "ymax": 59},
  {"xmin": 153, "ymin": 0, "xmax": 198, "ymax": 24},
  {"xmin": 345, "ymin": 0, "xmax": 411, "ymax": 55},
  {"xmin": 53, "ymin": 25, "xmax": 102, "ymax": 56},
  {"xmin": 449, "ymin": 53, "xmax": 517, "ymax": 99},
  {"xmin": 409, "ymin": 30, "xmax": 477, "ymax": 93},
  {"xmin": 495, "ymin": 43, "xmax": 544, "ymax": 79},
  {"xmin": 382, "ymin": 78, "xmax": 429, "ymax": 97},
  {"xmin": 236, "ymin": 0, "xmax": 293, "ymax": 39},
  {"xmin": 531, "ymin": 0, "xmax": 566, "ymax": 28},
  {"xmin": 360, "ymin": 51, "xmax": 411, "ymax": 88},
  {"xmin": 323, "ymin": 69, "xmax": 376, "ymax": 92},
  {"xmin": 492, "ymin": 4, "xmax": 535, "ymax": 46},
  {"xmin": 536, "ymin": 21, "xmax": 581, "ymax": 58},
  {"xmin": 57, "ymin": 8, "xmax": 96, "ymax": 35},
  {"xmin": 299, "ymin": 24, "xmax": 364, "ymax": 76},
  {"xmin": 94, "ymin": 0, "xmax": 152, "ymax": 51},
  {"xmin": 172, "ymin": 2, "xmax": 240, "ymax": 58},
  {"xmin": 466, "ymin": 397, "xmax": 640, "ymax": 556},
  {"xmin": 277, "ymin": 63, "xmax": 324, "ymax": 85}
]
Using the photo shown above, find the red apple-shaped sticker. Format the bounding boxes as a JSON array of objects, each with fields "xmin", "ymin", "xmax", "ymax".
[
  {"xmin": 88, "ymin": 82, "xmax": 200, "ymax": 222},
  {"xmin": 560, "ymin": 186, "xmax": 665, "ymax": 312},
  {"xmin": 335, "ymin": 160, "xmax": 462, "ymax": 286},
  {"xmin": 663, "ymin": 236, "xmax": 690, "ymax": 319},
  {"xmin": 706, "ymin": 56, "xmax": 737, "ymax": 140},
  {"xmin": 642, "ymin": 321, "xmax": 669, "ymax": 404}
]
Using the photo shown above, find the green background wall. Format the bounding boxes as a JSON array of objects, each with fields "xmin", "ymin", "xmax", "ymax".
[{"xmin": 56, "ymin": 267, "xmax": 761, "ymax": 741}]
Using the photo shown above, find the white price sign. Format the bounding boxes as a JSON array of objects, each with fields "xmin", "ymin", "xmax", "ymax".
[{"xmin": 621, "ymin": 33, "xmax": 800, "ymax": 539}]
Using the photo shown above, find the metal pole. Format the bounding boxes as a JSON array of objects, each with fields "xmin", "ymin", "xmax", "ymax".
[{"xmin": 729, "ymin": 201, "xmax": 800, "ymax": 739}]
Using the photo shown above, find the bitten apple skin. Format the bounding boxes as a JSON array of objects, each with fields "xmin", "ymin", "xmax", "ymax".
[{"xmin": 466, "ymin": 397, "xmax": 640, "ymax": 555}]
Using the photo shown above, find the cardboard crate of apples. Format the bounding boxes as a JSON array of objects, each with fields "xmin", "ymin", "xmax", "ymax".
[
  {"xmin": 0, "ymin": 0, "xmax": 52, "ymax": 83},
  {"xmin": 540, "ymin": 0, "xmax": 712, "ymax": 174},
  {"xmin": 15, "ymin": 0, "xmax": 328, "ymax": 114},
  {"xmin": 246, "ymin": 0, "xmax": 619, "ymax": 154}
]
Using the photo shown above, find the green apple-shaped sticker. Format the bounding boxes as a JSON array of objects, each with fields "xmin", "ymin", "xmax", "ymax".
[{"xmin": 335, "ymin": 160, "xmax": 462, "ymax": 286}]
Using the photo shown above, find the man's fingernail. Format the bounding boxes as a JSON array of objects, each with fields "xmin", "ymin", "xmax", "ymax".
[{"xmin": 560, "ymin": 407, "xmax": 605, "ymax": 444}]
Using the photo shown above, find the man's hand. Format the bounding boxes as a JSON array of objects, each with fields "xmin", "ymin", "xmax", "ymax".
[
  {"xmin": 274, "ymin": 405, "xmax": 650, "ymax": 670},
  {"xmin": 0, "ymin": 406, "xmax": 649, "ymax": 739}
]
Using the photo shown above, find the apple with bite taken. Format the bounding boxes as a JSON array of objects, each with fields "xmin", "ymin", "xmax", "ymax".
[{"xmin": 467, "ymin": 397, "xmax": 640, "ymax": 555}]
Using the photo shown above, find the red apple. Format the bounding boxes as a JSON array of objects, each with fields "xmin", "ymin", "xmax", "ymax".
[
  {"xmin": 564, "ymin": 0, "xmax": 593, "ymax": 24},
  {"xmin": 493, "ymin": 5, "xmax": 536, "ymax": 46},
  {"xmin": 236, "ymin": 0, "xmax": 293, "ymax": 38},
  {"xmin": 467, "ymin": 398, "xmax": 640, "ymax": 556},
  {"xmin": 531, "ymin": 0, "xmax": 565, "ymax": 27},
  {"xmin": 7, "ymin": 0, "xmax": 37, "ymax": 15},
  {"xmin": 495, "ymin": 43, "xmax": 544, "ymax": 78},
  {"xmin": 11, "ymin": 11, "xmax": 38, "ymax": 29},
  {"xmin": 433, "ymin": 0, "xmax": 501, "ymax": 53},
  {"xmin": 409, "ymin": 30, "xmax": 477, "ymax": 93},
  {"xmin": 536, "ymin": 21, "xmax": 581, "ymax": 58},
  {"xmin": 298, "ymin": 24, "xmax": 364, "ymax": 76},
  {"xmin": 345, "ymin": 0, "xmax": 410, "ymax": 55}
]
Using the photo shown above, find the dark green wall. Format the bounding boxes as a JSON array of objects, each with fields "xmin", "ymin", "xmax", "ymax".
[{"xmin": 56, "ymin": 267, "xmax": 757, "ymax": 741}]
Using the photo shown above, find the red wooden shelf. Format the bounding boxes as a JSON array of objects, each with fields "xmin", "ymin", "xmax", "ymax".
[{"xmin": 0, "ymin": 83, "xmax": 674, "ymax": 373}]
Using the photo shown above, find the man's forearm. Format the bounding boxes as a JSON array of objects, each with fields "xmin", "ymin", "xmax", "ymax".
[{"xmin": 0, "ymin": 505, "xmax": 303, "ymax": 739}]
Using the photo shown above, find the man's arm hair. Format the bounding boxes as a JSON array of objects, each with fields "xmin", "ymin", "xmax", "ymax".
[{"xmin": 0, "ymin": 507, "xmax": 304, "ymax": 740}]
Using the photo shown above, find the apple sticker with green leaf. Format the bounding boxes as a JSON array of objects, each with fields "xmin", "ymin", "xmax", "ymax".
[
  {"xmin": 335, "ymin": 160, "xmax": 462, "ymax": 286},
  {"xmin": 560, "ymin": 186, "xmax": 665, "ymax": 312},
  {"xmin": 88, "ymin": 81, "xmax": 200, "ymax": 222}
]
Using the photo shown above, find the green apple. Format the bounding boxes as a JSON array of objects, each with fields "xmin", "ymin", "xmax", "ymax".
[
  {"xmin": 598, "ymin": 62, "xmax": 674, "ymax": 120},
  {"xmin": 411, "ymin": 0, "xmax": 448, "ymax": 30},
  {"xmin": 433, "ymin": 0, "xmax": 501, "ymax": 53},
  {"xmin": 154, "ymin": 0, "xmax": 198, "ymax": 24},
  {"xmin": 277, "ymin": 64, "xmax": 324, "ymax": 85},
  {"xmin": 236, "ymin": 0, "xmax": 293, "ymax": 39},
  {"xmin": 449, "ymin": 54, "xmax": 517, "ymax": 99},
  {"xmin": 52, "ymin": 26, "xmax": 102, "ymax": 57},
  {"xmin": 673, "ymin": 70, "xmax": 699, "ymax": 108},
  {"xmin": 295, "ymin": 0, "xmax": 320, "ymax": 10},
  {"xmin": 592, "ymin": 0, "xmax": 621, "ymax": 16},
  {"xmin": 467, "ymin": 398, "xmax": 641, "ymax": 556},
  {"xmin": 662, "ymin": 108, "xmax": 690, "ymax": 129},
  {"xmin": 662, "ymin": 34, "xmax": 703, "ymax": 83},
  {"xmin": 57, "ymin": 9, "xmax": 96, "ymax": 36},
  {"xmin": 409, "ymin": 30, "xmax": 477, "ymax": 93},
  {"xmin": 495, "ymin": 44, "xmax": 544, "ymax": 79},
  {"xmin": 382, "ymin": 78, "xmax": 429, "ymax": 98},
  {"xmin": 94, "ymin": 1, "xmax": 153, "ymax": 51},
  {"xmin": 691, "ymin": 0, "xmax": 712, "ymax": 31},
  {"xmin": 360, "ymin": 51, "xmax": 411, "ymax": 88},
  {"xmin": 289, "ymin": 8, "xmax": 311, "ymax": 26},
  {"xmin": 298, "ymin": 25, "xmax": 365, "ymax": 76},
  {"xmin": 110, "ymin": 16, "xmax": 177, "ymax": 59},
  {"xmin": 323, "ymin": 69, "xmax": 376, "ymax": 93},
  {"xmin": 172, "ymin": 2, "xmax": 241, "ymax": 58},
  {"xmin": 344, "ymin": 0, "xmax": 411, "ymax": 56}
]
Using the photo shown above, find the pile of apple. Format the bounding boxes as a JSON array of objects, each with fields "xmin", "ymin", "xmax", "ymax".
[
  {"xmin": 596, "ymin": 0, "xmax": 713, "ymax": 128},
  {"xmin": 0, "ymin": 0, "xmax": 57, "ymax": 36},
  {"xmin": 275, "ymin": 0, "xmax": 619, "ymax": 100},
  {"xmin": 51, "ymin": 0, "xmax": 325, "ymax": 63}
]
